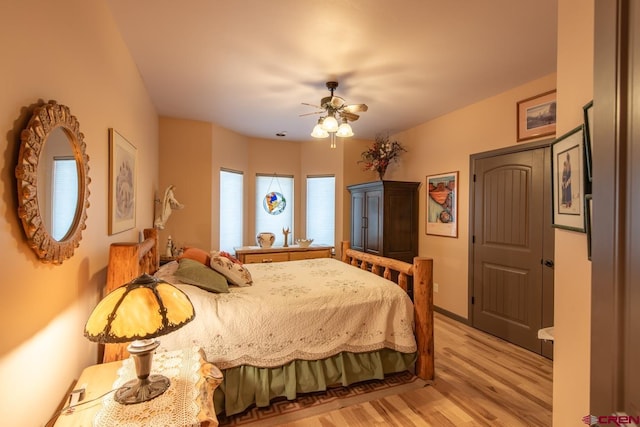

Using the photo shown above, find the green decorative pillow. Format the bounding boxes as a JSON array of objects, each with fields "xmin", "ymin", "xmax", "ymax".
[{"xmin": 174, "ymin": 258, "xmax": 229, "ymax": 293}]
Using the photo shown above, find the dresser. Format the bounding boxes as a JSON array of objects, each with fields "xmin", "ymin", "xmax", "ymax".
[
  {"xmin": 234, "ymin": 245, "xmax": 333, "ymax": 264},
  {"xmin": 347, "ymin": 180, "xmax": 420, "ymax": 263}
]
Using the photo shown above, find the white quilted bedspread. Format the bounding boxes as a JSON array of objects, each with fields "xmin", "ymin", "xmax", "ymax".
[{"xmin": 157, "ymin": 258, "xmax": 416, "ymax": 369}]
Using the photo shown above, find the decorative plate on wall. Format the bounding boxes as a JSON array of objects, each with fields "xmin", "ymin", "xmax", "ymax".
[{"xmin": 263, "ymin": 191, "xmax": 286, "ymax": 215}]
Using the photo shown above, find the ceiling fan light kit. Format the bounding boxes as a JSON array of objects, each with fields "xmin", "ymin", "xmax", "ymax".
[{"xmin": 305, "ymin": 81, "xmax": 367, "ymax": 147}]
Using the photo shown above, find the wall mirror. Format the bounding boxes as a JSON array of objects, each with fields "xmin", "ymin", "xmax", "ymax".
[{"xmin": 15, "ymin": 101, "xmax": 90, "ymax": 264}]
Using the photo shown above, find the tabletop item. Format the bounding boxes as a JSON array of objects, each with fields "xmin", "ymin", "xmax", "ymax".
[{"xmin": 256, "ymin": 232, "xmax": 275, "ymax": 248}]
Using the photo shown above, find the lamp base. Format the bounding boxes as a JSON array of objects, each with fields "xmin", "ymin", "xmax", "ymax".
[
  {"xmin": 115, "ymin": 374, "xmax": 170, "ymax": 404},
  {"xmin": 114, "ymin": 339, "xmax": 169, "ymax": 404}
]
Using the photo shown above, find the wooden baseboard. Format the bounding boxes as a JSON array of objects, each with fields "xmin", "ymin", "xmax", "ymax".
[{"xmin": 434, "ymin": 305, "xmax": 469, "ymax": 325}]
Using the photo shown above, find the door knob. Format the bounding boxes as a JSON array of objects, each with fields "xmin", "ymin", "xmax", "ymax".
[{"xmin": 543, "ymin": 259, "xmax": 554, "ymax": 268}]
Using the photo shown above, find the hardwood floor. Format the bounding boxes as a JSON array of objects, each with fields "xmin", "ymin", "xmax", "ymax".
[{"xmin": 283, "ymin": 312, "xmax": 553, "ymax": 426}]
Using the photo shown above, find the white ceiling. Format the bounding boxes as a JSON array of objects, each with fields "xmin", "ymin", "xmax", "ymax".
[{"xmin": 106, "ymin": 0, "xmax": 557, "ymax": 142}]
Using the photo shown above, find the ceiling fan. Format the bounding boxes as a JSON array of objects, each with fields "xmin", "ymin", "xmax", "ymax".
[{"xmin": 302, "ymin": 81, "xmax": 368, "ymax": 144}]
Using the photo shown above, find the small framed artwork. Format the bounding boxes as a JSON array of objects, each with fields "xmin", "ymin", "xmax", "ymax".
[
  {"xmin": 583, "ymin": 100, "xmax": 594, "ymax": 181},
  {"xmin": 109, "ymin": 128, "xmax": 137, "ymax": 235},
  {"xmin": 551, "ymin": 125, "xmax": 586, "ymax": 232},
  {"xmin": 517, "ymin": 90, "xmax": 557, "ymax": 142},
  {"xmin": 426, "ymin": 171, "xmax": 458, "ymax": 237},
  {"xmin": 585, "ymin": 194, "xmax": 593, "ymax": 260}
]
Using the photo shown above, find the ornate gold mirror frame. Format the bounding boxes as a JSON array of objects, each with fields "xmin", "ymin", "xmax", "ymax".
[{"xmin": 15, "ymin": 101, "xmax": 91, "ymax": 264}]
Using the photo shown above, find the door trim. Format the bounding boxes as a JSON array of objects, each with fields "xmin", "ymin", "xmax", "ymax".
[{"xmin": 467, "ymin": 138, "xmax": 553, "ymax": 323}]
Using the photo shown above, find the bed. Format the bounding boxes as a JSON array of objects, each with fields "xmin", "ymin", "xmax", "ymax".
[{"xmin": 102, "ymin": 228, "xmax": 434, "ymax": 416}]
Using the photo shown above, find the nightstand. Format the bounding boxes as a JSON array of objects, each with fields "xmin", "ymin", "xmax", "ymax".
[{"xmin": 53, "ymin": 347, "xmax": 221, "ymax": 427}]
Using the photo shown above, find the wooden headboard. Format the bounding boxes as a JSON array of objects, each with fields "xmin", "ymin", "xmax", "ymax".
[
  {"xmin": 105, "ymin": 228, "xmax": 160, "ymax": 295},
  {"xmin": 103, "ymin": 228, "xmax": 160, "ymax": 362}
]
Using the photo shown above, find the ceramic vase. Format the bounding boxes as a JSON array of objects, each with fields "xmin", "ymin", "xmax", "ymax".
[{"xmin": 256, "ymin": 232, "xmax": 276, "ymax": 248}]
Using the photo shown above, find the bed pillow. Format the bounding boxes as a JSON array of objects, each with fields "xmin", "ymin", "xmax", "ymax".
[
  {"xmin": 217, "ymin": 250, "xmax": 242, "ymax": 264},
  {"xmin": 174, "ymin": 258, "xmax": 229, "ymax": 293},
  {"xmin": 178, "ymin": 247, "xmax": 211, "ymax": 266},
  {"xmin": 210, "ymin": 251, "xmax": 253, "ymax": 287}
]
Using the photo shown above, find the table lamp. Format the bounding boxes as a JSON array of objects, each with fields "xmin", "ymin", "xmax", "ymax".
[{"xmin": 84, "ymin": 273, "xmax": 195, "ymax": 404}]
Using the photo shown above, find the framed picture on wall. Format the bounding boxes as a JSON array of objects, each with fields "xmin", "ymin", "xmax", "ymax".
[
  {"xmin": 517, "ymin": 90, "xmax": 557, "ymax": 142},
  {"xmin": 551, "ymin": 125, "xmax": 586, "ymax": 232},
  {"xmin": 583, "ymin": 100, "xmax": 594, "ymax": 182},
  {"xmin": 585, "ymin": 194, "xmax": 593, "ymax": 260},
  {"xmin": 109, "ymin": 128, "xmax": 137, "ymax": 235},
  {"xmin": 426, "ymin": 171, "xmax": 458, "ymax": 237}
]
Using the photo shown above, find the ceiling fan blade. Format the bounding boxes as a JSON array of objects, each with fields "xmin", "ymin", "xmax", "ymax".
[
  {"xmin": 341, "ymin": 111, "xmax": 360, "ymax": 121},
  {"xmin": 299, "ymin": 111, "xmax": 324, "ymax": 117},
  {"xmin": 302, "ymin": 102, "xmax": 322, "ymax": 109},
  {"xmin": 343, "ymin": 103, "xmax": 368, "ymax": 113},
  {"xmin": 329, "ymin": 96, "xmax": 345, "ymax": 109}
]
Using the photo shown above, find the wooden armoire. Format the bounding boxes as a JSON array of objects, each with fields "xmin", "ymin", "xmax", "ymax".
[{"xmin": 347, "ymin": 180, "xmax": 420, "ymax": 263}]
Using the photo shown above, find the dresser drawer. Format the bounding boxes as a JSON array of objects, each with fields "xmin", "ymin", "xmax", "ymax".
[
  {"xmin": 244, "ymin": 252, "xmax": 290, "ymax": 263},
  {"xmin": 289, "ymin": 248, "xmax": 331, "ymax": 261}
]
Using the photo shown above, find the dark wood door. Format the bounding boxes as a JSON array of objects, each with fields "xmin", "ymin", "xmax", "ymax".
[
  {"xmin": 471, "ymin": 147, "xmax": 554, "ymax": 356},
  {"xmin": 591, "ymin": 0, "xmax": 640, "ymax": 414}
]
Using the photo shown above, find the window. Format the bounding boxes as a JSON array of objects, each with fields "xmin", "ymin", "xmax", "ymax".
[
  {"xmin": 306, "ymin": 175, "xmax": 335, "ymax": 246},
  {"xmin": 219, "ymin": 169, "xmax": 243, "ymax": 253},
  {"xmin": 256, "ymin": 174, "xmax": 293, "ymax": 246},
  {"xmin": 51, "ymin": 157, "xmax": 78, "ymax": 240}
]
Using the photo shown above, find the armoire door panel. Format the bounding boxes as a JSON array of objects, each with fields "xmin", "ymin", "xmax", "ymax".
[
  {"xmin": 365, "ymin": 189, "xmax": 382, "ymax": 254},
  {"xmin": 350, "ymin": 191, "xmax": 365, "ymax": 252}
]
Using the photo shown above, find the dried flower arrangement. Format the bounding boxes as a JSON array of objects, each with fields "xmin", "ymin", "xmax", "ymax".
[{"xmin": 359, "ymin": 134, "xmax": 406, "ymax": 180}]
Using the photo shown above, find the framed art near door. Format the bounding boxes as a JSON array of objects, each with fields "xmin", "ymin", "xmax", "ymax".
[
  {"xmin": 517, "ymin": 90, "xmax": 557, "ymax": 142},
  {"xmin": 108, "ymin": 128, "xmax": 137, "ymax": 235},
  {"xmin": 551, "ymin": 125, "xmax": 585, "ymax": 232},
  {"xmin": 426, "ymin": 171, "xmax": 458, "ymax": 237}
]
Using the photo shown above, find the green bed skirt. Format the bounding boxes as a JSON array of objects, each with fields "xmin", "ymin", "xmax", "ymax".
[{"xmin": 214, "ymin": 349, "xmax": 417, "ymax": 416}]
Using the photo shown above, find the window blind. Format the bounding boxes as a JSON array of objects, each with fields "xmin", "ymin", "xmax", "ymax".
[
  {"xmin": 255, "ymin": 175, "xmax": 293, "ymax": 246},
  {"xmin": 306, "ymin": 175, "xmax": 335, "ymax": 246},
  {"xmin": 219, "ymin": 169, "xmax": 244, "ymax": 253}
]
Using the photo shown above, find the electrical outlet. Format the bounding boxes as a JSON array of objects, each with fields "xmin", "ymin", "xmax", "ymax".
[{"xmin": 434, "ymin": 282, "xmax": 439, "ymax": 293}]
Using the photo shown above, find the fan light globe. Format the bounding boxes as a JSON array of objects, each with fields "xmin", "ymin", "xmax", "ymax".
[
  {"xmin": 311, "ymin": 121, "xmax": 329, "ymax": 138},
  {"xmin": 336, "ymin": 121, "xmax": 354, "ymax": 137},
  {"xmin": 321, "ymin": 115, "xmax": 338, "ymax": 132}
]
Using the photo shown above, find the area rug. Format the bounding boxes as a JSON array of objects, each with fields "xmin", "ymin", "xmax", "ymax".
[{"xmin": 218, "ymin": 371, "xmax": 428, "ymax": 426}]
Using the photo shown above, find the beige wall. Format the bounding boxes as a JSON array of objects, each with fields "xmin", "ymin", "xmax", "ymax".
[
  {"xmin": 159, "ymin": 117, "xmax": 214, "ymax": 250},
  {"xmin": 553, "ymin": 0, "xmax": 594, "ymax": 424},
  {"xmin": 394, "ymin": 73, "xmax": 557, "ymax": 317},
  {"xmin": 0, "ymin": 1, "xmax": 159, "ymax": 425}
]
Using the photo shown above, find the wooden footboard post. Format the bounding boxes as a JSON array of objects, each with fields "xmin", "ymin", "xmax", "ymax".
[{"xmin": 413, "ymin": 256, "xmax": 434, "ymax": 381}]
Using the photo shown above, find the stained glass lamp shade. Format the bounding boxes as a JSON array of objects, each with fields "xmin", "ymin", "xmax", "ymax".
[{"xmin": 84, "ymin": 274, "xmax": 195, "ymax": 404}]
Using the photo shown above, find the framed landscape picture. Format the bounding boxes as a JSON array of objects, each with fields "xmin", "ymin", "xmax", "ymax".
[
  {"xmin": 109, "ymin": 128, "xmax": 137, "ymax": 235},
  {"xmin": 517, "ymin": 90, "xmax": 557, "ymax": 142},
  {"xmin": 551, "ymin": 125, "xmax": 585, "ymax": 232},
  {"xmin": 426, "ymin": 171, "xmax": 458, "ymax": 237}
]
